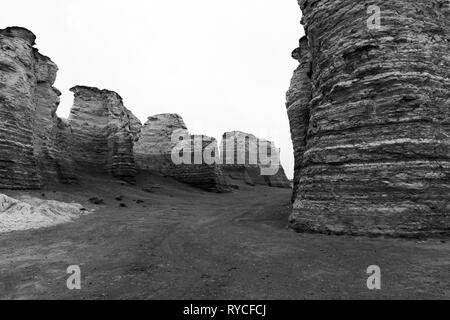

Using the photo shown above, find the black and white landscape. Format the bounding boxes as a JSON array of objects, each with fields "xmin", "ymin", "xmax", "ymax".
[{"xmin": 0, "ymin": 0, "xmax": 449, "ymax": 301}]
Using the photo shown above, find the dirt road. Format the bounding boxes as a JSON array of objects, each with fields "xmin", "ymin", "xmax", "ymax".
[{"xmin": 0, "ymin": 173, "xmax": 449, "ymax": 299}]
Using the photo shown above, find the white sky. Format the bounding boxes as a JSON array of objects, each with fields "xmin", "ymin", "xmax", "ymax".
[{"xmin": 1, "ymin": 0, "xmax": 304, "ymax": 178}]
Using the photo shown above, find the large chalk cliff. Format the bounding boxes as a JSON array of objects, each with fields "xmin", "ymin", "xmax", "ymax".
[
  {"xmin": 0, "ymin": 27, "xmax": 76, "ymax": 188},
  {"xmin": 0, "ymin": 26, "xmax": 294, "ymax": 196},
  {"xmin": 287, "ymin": 0, "xmax": 450, "ymax": 236}
]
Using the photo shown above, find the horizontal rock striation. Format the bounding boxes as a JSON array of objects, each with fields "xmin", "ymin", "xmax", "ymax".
[
  {"xmin": 0, "ymin": 27, "xmax": 42, "ymax": 189},
  {"xmin": 133, "ymin": 113, "xmax": 188, "ymax": 172},
  {"xmin": 68, "ymin": 86, "xmax": 141, "ymax": 183},
  {"xmin": 163, "ymin": 135, "xmax": 230, "ymax": 193},
  {"xmin": 0, "ymin": 27, "xmax": 76, "ymax": 189},
  {"xmin": 220, "ymin": 131, "xmax": 291, "ymax": 188},
  {"xmin": 0, "ymin": 27, "xmax": 239, "ymax": 193},
  {"xmin": 287, "ymin": 0, "xmax": 450, "ymax": 236},
  {"xmin": 134, "ymin": 114, "xmax": 230, "ymax": 192}
]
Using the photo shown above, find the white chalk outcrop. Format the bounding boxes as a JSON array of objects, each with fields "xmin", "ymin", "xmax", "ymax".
[{"xmin": 0, "ymin": 193, "xmax": 91, "ymax": 233}]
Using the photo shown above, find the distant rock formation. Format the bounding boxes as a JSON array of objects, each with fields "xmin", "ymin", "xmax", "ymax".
[
  {"xmin": 0, "ymin": 27, "xmax": 76, "ymax": 189},
  {"xmin": 68, "ymin": 86, "xmax": 141, "ymax": 183},
  {"xmin": 287, "ymin": 1, "xmax": 450, "ymax": 236},
  {"xmin": 164, "ymin": 135, "xmax": 230, "ymax": 193},
  {"xmin": 220, "ymin": 131, "xmax": 291, "ymax": 188},
  {"xmin": 133, "ymin": 113, "xmax": 188, "ymax": 172},
  {"xmin": 0, "ymin": 27, "xmax": 142, "ymax": 188},
  {"xmin": 134, "ymin": 114, "xmax": 230, "ymax": 192}
]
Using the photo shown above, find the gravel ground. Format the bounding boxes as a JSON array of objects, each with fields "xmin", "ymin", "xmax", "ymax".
[{"xmin": 0, "ymin": 172, "xmax": 448, "ymax": 300}]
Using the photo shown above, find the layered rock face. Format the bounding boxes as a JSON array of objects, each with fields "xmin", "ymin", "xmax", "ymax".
[
  {"xmin": 163, "ymin": 135, "xmax": 230, "ymax": 193},
  {"xmin": 0, "ymin": 27, "xmax": 76, "ymax": 189},
  {"xmin": 0, "ymin": 27, "xmax": 42, "ymax": 189},
  {"xmin": 68, "ymin": 86, "xmax": 141, "ymax": 183},
  {"xmin": 133, "ymin": 114, "xmax": 188, "ymax": 171},
  {"xmin": 287, "ymin": 1, "xmax": 450, "ymax": 236},
  {"xmin": 220, "ymin": 131, "xmax": 291, "ymax": 188},
  {"xmin": 286, "ymin": 37, "xmax": 311, "ymax": 201},
  {"xmin": 33, "ymin": 52, "xmax": 77, "ymax": 184},
  {"xmin": 134, "ymin": 114, "xmax": 229, "ymax": 192},
  {"xmin": 0, "ymin": 27, "xmax": 236, "ymax": 192}
]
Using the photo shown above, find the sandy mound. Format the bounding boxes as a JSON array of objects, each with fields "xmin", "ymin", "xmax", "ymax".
[{"xmin": 0, "ymin": 194, "xmax": 91, "ymax": 234}]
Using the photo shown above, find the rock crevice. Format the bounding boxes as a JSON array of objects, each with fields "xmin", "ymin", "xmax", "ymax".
[{"xmin": 134, "ymin": 113, "xmax": 230, "ymax": 192}]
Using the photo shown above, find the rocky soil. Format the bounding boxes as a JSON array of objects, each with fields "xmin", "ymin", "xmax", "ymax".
[
  {"xmin": 0, "ymin": 173, "xmax": 448, "ymax": 300},
  {"xmin": 133, "ymin": 113, "xmax": 189, "ymax": 172}
]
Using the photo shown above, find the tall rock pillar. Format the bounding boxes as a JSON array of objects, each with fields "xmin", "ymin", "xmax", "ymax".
[
  {"xmin": 287, "ymin": 0, "xmax": 450, "ymax": 236},
  {"xmin": 0, "ymin": 28, "xmax": 43, "ymax": 189}
]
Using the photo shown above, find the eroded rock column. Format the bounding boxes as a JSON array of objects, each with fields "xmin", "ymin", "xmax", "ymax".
[
  {"xmin": 68, "ymin": 86, "xmax": 141, "ymax": 183},
  {"xmin": 33, "ymin": 52, "xmax": 77, "ymax": 184},
  {"xmin": 133, "ymin": 113, "xmax": 188, "ymax": 172},
  {"xmin": 163, "ymin": 135, "xmax": 230, "ymax": 193},
  {"xmin": 0, "ymin": 28, "xmax": 41, "ymax": 189},
  {"xmin": 286, "ymin": 36, "xmax": 312, "ymax": 200},
  {"xmin": 287, "ymin": 0, "xmax": 450, "ymax": 236},
  {"xmin": 220, "ymin": 131, "xmax": 291, "ymax": 188},
  {"xmin": 0, "ymin": 27, "xmax": 80, "ymax": 188},
  {"xmin": 134, "ymin": 114, "xmax": 230, "ymax": 192}
]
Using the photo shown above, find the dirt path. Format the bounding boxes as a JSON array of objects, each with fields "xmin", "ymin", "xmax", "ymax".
[{"xmin": 0, "ymin": 174, "xmax": 449, "ymax": 300}]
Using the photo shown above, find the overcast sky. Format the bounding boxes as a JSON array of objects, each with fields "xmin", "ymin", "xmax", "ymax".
[{"xmin": 1, "ymin": 0, "xmax": 304, "ymax": 178}]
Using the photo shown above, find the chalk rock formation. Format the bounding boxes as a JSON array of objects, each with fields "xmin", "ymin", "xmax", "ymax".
[
  {"xmin": 33, "ymin": 52, "xmax": 77, "ymax": 184},
  {"xmin": 0, "ymin": 27, "xmax": 42, "ymax": 189},
  {"xmin": 133, "ymin": 113, "xmax": 188, "ymax": 171},
  {"xmin": 0, "ymin": 193, "xmax": 91, "ymax": 233},
  {"xmin": 220, "ymin": 131, "xmax": 291, "ymax": 188},
  {"xmin": 134, "ymin": 114, "xmax": 229, "ymax": 192},
  {"xmin": 286, "ymin": 36, "xmax": 311, "ymax": 201},
  {"xmin": 287, "ymin": 1, "xmax": 450, "ymax": 236},
  {"xmin": 163, "ymin": 135, "xmax": 230, "ymax": 192},
  {"xmin": 0, "ymin": 27, "xmax": 76, "ymax": 189},
  {"xmin": 127, "ymin": 109, "xmax": 143, "ymax": 140},
  {"xmin": 68, "ymin": 86, "xmax": 141, "ymax": 183},
  {"xmin": 258, "ymin": 138, "xmax": 292, "ymax": 188}
]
